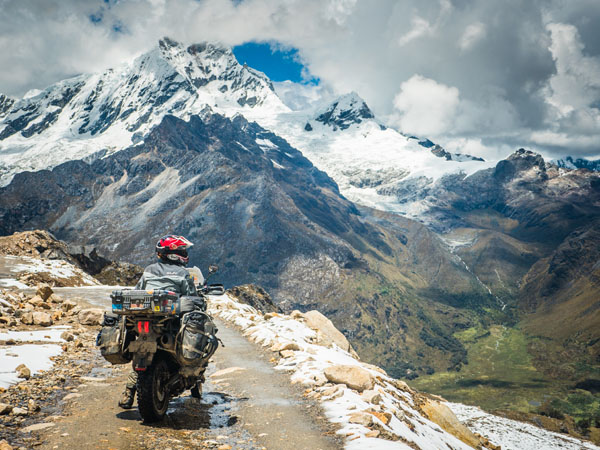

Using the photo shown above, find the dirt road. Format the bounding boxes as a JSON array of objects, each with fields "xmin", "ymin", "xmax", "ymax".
[{"xmin": 29, "ymin": 302, "xmax": 341, "ymax": 450}]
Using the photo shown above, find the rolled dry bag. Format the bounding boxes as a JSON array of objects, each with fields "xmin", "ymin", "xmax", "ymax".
[
  {"xmin": 96, "ymin": 312, "xmax": 130, "ymax": 365},
  {"xmin": 178, "ymin": 311, "xmax": 218, "ymax": 364}
]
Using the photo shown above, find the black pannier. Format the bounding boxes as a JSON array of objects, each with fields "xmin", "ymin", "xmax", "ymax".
[
  {"xmin": 178, "ymin": 311, "xmax": 218, "ymax": 365},
  {"xmin": 96, "ymin": 312, "xmax": 131, "ymax": 365}
]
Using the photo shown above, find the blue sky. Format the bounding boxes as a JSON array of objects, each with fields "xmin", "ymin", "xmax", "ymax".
[{"xmin": 232, "ymin": 42, "xmax": 317, "ymax": 84}]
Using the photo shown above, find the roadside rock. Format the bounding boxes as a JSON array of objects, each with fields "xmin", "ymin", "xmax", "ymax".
[
  {"xmin": 20, "ymin": 312, "xmax": 33, "ymax": 325},
  {"xmin": 11, "ymin": 407, "xmax": 28, "ymax": 416},
  {"xmin": 78, "ymin": 308, "xmax": 103, "ymax": 325},
  {"xmin": 61, "ymin": 300, "xmax": 77, "ymax": 312},
  {"xmin": 15, "ymin": 364, "xmax": 31, "ymax": 380},
  {"xmin": 0, "ymin": 439, "xmax": 13, "ymax": 450},
  {"xmin": 361, "ymin": 389, "xmax": 382, "ymax": 405},
  {"xmin": 418, "ymin": 398, "xmax": 482, "ymax": 449},
  {"xmin": 348, "ymin": 411, "xmax": 374, "ymax": 427},
  {"xmin": 0, "ymin": 403, "xmax": 12, "ymax": 415},
  {"xmin": 35, "ymin": 284, "xmax": 53, "ymax": 301},
  {"xmin": 302, "ymin": 310, "xmax": 357, "ymax": 356},
  {"xmin": 60, "ymin": 331, "xmax": 75, "ymax": 342},
  {"xmin": 324, "ymin": 365, "xmax": 374, "ymax": 392},
  {"xmin": 20, "ymin": 422, "xmax": 55, "ymax": 433},
  {"xmin": 32, "ymin": 311, "xmax": 53, "ymax": 326}
]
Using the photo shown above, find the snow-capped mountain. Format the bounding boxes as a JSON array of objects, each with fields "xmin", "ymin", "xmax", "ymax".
[
  {"xmin": 0, "ymin": 38, "xmax": 288, "ymax": 186},
  {"xmin": 552, "ymin": 155, "xmax": 600, "ymax": 171},
  {"xmin": 0, "ymin": 37, "xmax": 492, "ymax": 214}
]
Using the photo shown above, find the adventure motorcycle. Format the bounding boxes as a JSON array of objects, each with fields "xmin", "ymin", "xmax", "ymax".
[{"xmin": 97, "ymin": 265, "xmax": 223, "ymax": 422}]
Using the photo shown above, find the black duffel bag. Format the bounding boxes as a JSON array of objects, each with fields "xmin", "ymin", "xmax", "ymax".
[
  {"xmin": 178, "ymin": 311, "xmax": 218, "ymax": 365},
  {"xmin": 96, "ymin": 312, "xmax": 130, "ymax": 365}
]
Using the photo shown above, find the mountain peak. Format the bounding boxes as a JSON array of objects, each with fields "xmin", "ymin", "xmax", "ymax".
[{"xmin": 313, "ymin": 92, "xmax": 375, "ymax": 131}]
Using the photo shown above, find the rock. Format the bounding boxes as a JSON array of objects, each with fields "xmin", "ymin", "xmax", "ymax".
[
  {"xmin": 32, "ymin": 311, "xmax": 53, "ymax": 326},
  {"xmin": 348, "ymin": 411, "xmax": 374, "ymax": 427},
  {"xmin": 217, "ymin": 445, "xmax": 232, "ymax": 450},
  {"xmin": 227, "ymin": 285, "xmax": 282, "ymax": 314},
  {"xmin": 0, "ymin": 439, "xmax": 13, "ymax": 450},
  {"xmin": 60, "ymin": 331, "xmax": 75, "ymax": 342},
  {"xmin": 77, "ymin": 308, "xmax": 103, "ymax": 325},
  {"xmin": 28, "ymin": 295, "xmax": 49, "ymax": 309},
  {"xmin": 365, "ymin": 430, "xmax": 380, "ymax": 438},
  {"xmin": 20, "ymin": 312, "xmax": 33, "ymax": 325},
  {"xmin": 61, "ymin": 300, "xmax": 77, "ymax": 311},
  {"xmin": 63, "ymin": 393, "xmax": 82, "ymax": 401},
  {"xmin": 270, "ymin": 341, "xmax": 301, "ymax": 352},
  {"xmin": 35, "ymin": 284, "xmax": 53, "ymax": 301},
  {"xmin": 313, "ymin": 372, "xmax": 328, "ymax": 387},
  {"xmin": 290, "ymin": 310, "xmax": 304, "ymax": 320},
  {"xmin": 52, "ymin": 311, "xmax": 63, "ymax": 321},
  {"xmin": 28, "ymin": 399, "xmax": 40, "ymax": 412},
  {"xmin": 368, "ymin": 410, "xmax": 392, "ymax": 425},
  {"xmin": 20, "ymin": 422, "xmax": 55, "ymax": 433},
  {"xmin": 361, "ymin": 390, "xmax": 382, "ymax": 405},
  {"xmin": 0, "ymin": 403, "xmax": 12, "ymax": 415},
  {"xmin": 263, "ymin": 312, "xmax": 280, "ymax": 320},
  {"xmin": 11, "ymin": 407, "xmax": 28, "ymax": 416},
  {"xmin": 302, "ymin": 310, "xmax": 356, "ymax": 355},
  {"xmin": 321, "ymin": 384, "xmax": 346, "ymax": 400},
  {"xmin": 418, "ymin": 398, "xmax": 482, "ymax": 449},
  {"xmin": 48, "ymin": 293, "xmax": 63, "ymax": 303},
  {"xmin": 324, "ymin": 365, "xmax": 374, "ymax": 392},
  {"xmin": 279, "ymin": 350, "xmax": 296, "ymax": 358},
  {"xmin": 16, "ymin": 364, "xmax": 31, "ymax": 379}
]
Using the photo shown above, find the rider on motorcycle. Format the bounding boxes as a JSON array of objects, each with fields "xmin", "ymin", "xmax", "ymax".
[{"xmin": 118, "ymin": 234, "xmax": 196, "ymax": 409}]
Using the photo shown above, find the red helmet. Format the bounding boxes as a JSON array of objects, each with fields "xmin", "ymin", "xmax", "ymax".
[{"xmin": 156, "ymin": 235, "xmax": 194, "ymax": 265}]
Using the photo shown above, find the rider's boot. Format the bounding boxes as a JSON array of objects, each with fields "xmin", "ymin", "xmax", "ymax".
[{"xmin": 118, "ymin": 387, "xmax": 136, "ymax": 409}]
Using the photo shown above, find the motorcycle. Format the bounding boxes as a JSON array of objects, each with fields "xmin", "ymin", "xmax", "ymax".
[{"xmin": 97, "ymin": 265, "xmax": 224, "ymax": 422}]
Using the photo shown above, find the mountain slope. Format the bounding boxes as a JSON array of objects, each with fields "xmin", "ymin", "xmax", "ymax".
[{"xmin": 0, "ymin": 112, "xmax": 497, "ymax": 378}]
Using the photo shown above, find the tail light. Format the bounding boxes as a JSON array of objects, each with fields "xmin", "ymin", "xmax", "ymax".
[{"xmin": 137, "ymin": 321, "xmax": 150, "ymax": 334}]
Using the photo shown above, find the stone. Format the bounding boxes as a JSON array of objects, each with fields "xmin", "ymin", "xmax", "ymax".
[
  {"xmin": 348, "ymin": 412, "xmax": 374, "ymax": 427},
  {"xmin": 312, "ymin": 372, "xmax": 328, "ymax": 387},
  {"xmin": 35, "ymin": 284, "xmax": 53, "ymax": 301},
  {"xmin": 418, "ymin": 398, "xmax": 482, "ymax": 449},
  {"xmin": 32, "ymin": 311, "xmax": 53, "ymax": 326},
  {"xmin": 270, "ymin": 341, "xmax": 301, "ymax": 352},
  {"xmin": 60, "ymin": 331, "xmax": 74, "ymax": 342},
  {"xmin": 11, "ymin": 407, "xmax": 28, "ymax": 416},
  {"xmin": 368, "ymin": 410, "xmax": 392, "ymax": 425},
  {"xmin": 77, "ymin": 308, "xmax": 103, "ymax": 325},
  {"xmin": 361, "ymin": 390, "xmax": 382, "ymax": 405},
  {"xmin": 290, "ymin": 310, "xmax": 304, "ymax": 320},
  {"xmin": 28, "ymin": 295, "xmax": 50, "ymax": 309},
  {"xmin": 16, "ymin": 364, "xmax": 31, "ymax": 379},
  {"xmin": 63, "ymin": 393, "xmax": 82, "ymax": 401},
  {"xmin": 61, "ymin": 300, "xmax": 77, "ymax": 312},
  {"xmin": 263, "ymin": 312, "xmax": 280, "ymax": 320},
  {"xmin": 365, "ymin": 430, "xmax": 380, "ymax": 438},
  {"xmin": 28, "ymin": 399, "xmax": 40, "ymax": 412},
  {"xmin": 0, "ymin": 439, "xmax": 13, "ymax": 450},
  {"xmin": 0, "ymin": 403, "xmax": 12, "ymax": 415},
  {"xmin": 20, "ymin": 422, "xmax": 55, "ymax": 433},
  {"xmin": 302, "ymin": 310, "xmax": 357, "ymax": 356},
  {"xmin": 48, "ymin": 293, "xmax": 63, "ymax": 303},
  {"xmin": 279, "ymin": 350, "xmax": 296, "ymax": 358},
  {"xmin": 20, "ymin": 311, "xmax": 33, "ymax": 325},
  {"xmin": 324, "ymin": 365, "xmax": 374, "ymax": 392}
]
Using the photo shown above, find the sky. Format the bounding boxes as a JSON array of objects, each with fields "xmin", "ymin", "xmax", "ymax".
[{"xmin": 0, "ymin": 0, "xmax": 599, "ymax": 160}]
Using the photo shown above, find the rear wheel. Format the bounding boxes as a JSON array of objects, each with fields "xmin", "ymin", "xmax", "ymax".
[{"xmin": 137, "ymin": 359, "xmax": 170, "ymax": 422}]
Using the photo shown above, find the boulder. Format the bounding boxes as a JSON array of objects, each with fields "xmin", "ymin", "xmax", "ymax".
[
  {"xmin": 48, "ymin": 293, "xmax": 63, "ymax": 303},
  {"xmin": 61, "ymin": 300, "xmax": 77, "ymax": 312},
  {"xmin": 302, "ymin": 310, "xmax": 357, "ymax": 356},
  {"xmin": 0, "ymin": 439, "xmax": 13, "ymax": 450},
  {"xmin": 11, "ymin": 407, "xmax": 28, "ymax": 416},
  {"xmin": 32, "ymin": 311, "xmax": 53, "ymax": 326},
  {"xmin": 60, "ymin": 331, "xmax": 75, "ymax": 342},
  {"xmin": 418, "ymin": 398, "xmax": 482, "ymax": 449},
  {"xmin": 324, "ymin": 365, "xmax": 374, "ymax": 392},
  {"xmin": 271, "ymin": 341, "xmax": 301, "ymax": 352},
  {"xmin": 19, "ymin": 311, "xmax": 33, "ymax": 325},
  {"xmin": 78, "ymin": 308, "xmax": 103, "ymax": 325},
  {"xmin": 20, "ymin": 422, "xmax": 55, "ymax": 433},
  {"xmin": 16, "ymin": 364, "xmax": 31, "ymax": 379},
  {"xmin": 35, "ymin": 284, "xmax": 53, "ymax": 301},
  {"xmin": 227, "ymin": 285, "xmax": 282, "ymax": 314},
  {"xmin": 348, "ymin": 411, "xmax": 374, "ymax": 427},
  {"xmin": 361, "ymin": 389, "xmax": 382, "ymax": 405},
  {"xmin": 0, "ymin": 403, "xmax": 12, "ymax": 415}
]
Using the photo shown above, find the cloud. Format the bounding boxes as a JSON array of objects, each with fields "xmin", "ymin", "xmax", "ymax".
[
  {"xmin": 0, "ymin": 0, "xmax": 599, "ymax": 159},
  {"xmin": 392, "ymin": 75, "xmax": 459, "ymax": 136},
  {"xmin": 459, "ymin": 22, "xmax": 486, "ymax": 51}
]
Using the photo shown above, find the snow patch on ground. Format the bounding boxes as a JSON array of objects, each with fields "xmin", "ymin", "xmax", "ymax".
[
  {"xmin": 0, "ymin": 344, "xmax": 63, "ymax": 388},
  {"xmin": 0, "ymin": 325, "xmax": 71, "ymax": 343},
  {"xmin": 449, "ymin": 403, "xmax": 599, "ymax": 450},
  {"xmin": 7, "ymin": 255, "xmax": 100, "ymax": 286}
]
